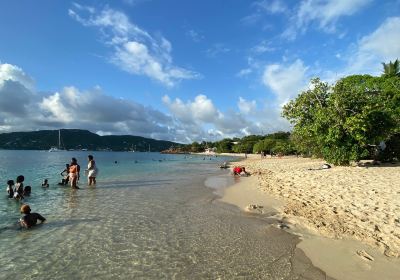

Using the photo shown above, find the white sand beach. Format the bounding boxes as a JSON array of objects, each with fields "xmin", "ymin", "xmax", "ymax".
[{"xmin": 220, "ymin": 155, "xmax": 400, "ymax": 280}]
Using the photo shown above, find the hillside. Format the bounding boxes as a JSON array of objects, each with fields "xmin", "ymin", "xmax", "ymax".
[{"xmin": 0, "ymin": 129, "xmax": 180, "ymax": 152}]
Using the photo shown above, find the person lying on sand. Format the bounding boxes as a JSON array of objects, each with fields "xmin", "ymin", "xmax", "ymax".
[
  {"xmin": 240, "ymin": 167, "xmax": 250, "ymax": 176},
  {"xmin": 307, "ymin": 163, "xmax": 331, "ymax": 171},
  {"xmin": 233, "ymin": 166, "xmax": 250, "ymax": 176}
]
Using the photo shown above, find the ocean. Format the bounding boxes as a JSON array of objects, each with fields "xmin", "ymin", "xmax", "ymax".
[{"xmin": 0, "ymin": 150, "xmax": 327, "ymax": 279}]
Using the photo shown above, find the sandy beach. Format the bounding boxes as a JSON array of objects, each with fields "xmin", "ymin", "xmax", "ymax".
[{"xmin": 219, "ymin": 154, "xmax": 400, "ymax": 280}]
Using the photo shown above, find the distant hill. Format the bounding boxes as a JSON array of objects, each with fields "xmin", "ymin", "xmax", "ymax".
[{"xmin": 0, "ymin": 129, "xmax": 180, "ymax": 152}]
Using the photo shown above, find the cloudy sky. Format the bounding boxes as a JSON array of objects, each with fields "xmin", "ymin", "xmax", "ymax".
[{"xmin": 0, "ymin": 0, "xmax": 399, "ymax": 143}]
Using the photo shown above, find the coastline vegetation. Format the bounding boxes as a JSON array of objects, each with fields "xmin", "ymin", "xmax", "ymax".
[{"xmin": 185, "ymin": 59, "xmax": 400, "ymax": 165}]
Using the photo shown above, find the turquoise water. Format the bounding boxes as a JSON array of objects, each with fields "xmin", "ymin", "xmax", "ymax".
[{"xmin": 0, "ymin": 151, "xmax": 327, "ymax": 279}]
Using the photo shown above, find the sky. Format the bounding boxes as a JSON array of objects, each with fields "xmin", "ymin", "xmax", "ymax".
[{"xmin": 0, "ymin": 0, "xmax": 399, "ymax": 143}]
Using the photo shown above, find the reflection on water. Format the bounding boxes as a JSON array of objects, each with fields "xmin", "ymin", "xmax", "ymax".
[{"xmin": 0, "ymin": 151, "xmax": 327, "ymax": 279}]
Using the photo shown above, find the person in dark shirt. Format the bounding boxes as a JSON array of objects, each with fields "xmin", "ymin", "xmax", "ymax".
[
  {"xmin": 20, "ymin": 204, "xmax": 46, "ymax": 228},
  {"xmin": 6, "ymin": 180, "xmax": 14, "ymax": 198},
  {"xmin": 23, "ymin": 186, "xmax": 31, "ymax": 196},
  {"xmin": 58, "ymin": 164, "xmax": 70, "ymax": 185}
]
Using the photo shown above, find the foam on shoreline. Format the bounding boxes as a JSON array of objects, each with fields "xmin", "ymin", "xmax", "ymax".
[{"xmin": 219, "ymin": 154, "xmax": 400, "ymax": 280}]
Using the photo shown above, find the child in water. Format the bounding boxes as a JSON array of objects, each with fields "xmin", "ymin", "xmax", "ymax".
[
  {"xmin": 24, "ymin": 186, "xmax": 31, "ymax": 196},
  {"xmin": 59, "ymin": 164, "xmax": 69, "ymax": 185},
  {"xmin": 15, "ymin": 175, "xmax": 25, "ymax": 198},
  {"xmin": 19, "ymin": 204, "xmax": 46, "ymax": 228},
  {"xmin": 42, "ymin": 179, "xmax": 49, "ymax": 188},
  {"xmin": 6, "ymin": 180, "xmax": 14, "ymax": 198}
]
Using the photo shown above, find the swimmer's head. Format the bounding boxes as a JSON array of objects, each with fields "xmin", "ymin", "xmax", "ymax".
[
  {"xmin": 20, "ymin": 204, "xmax": 31, "ymax": 214},
  {"xmin": 16, "ymin": 175, "xmax": 24, "ymax": 183},
  {"xmin": 43, "ymin": 179, "xmax": 48, "ymax": 184},
  {"xmin": 7, "ymin": 180, "xmax": 14, "ymax": 186},
  {"xmin": 88, "ymin": 155, "xmax": 93, "ymax": 160},
  {"xmin": 71, "ymin": 158, "xmax": 77, "ymax": 164}
]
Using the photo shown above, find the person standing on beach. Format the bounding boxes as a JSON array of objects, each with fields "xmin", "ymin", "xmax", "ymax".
[
  {"xmin": 86, "ymin": 155, "xmax": 98, "ymax": 186},
  {"xmin": 69, "ymin": 158, "xmax": 80, "ymax": 189}
]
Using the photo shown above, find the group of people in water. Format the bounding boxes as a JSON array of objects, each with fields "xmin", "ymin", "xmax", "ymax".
[
  {"xmin": 57, "ymin": 155, "xmax": 98, "ymax": 189},
  {"xmin": 5, "ymin": 155, "xmax": 98, "ymax": 229}
]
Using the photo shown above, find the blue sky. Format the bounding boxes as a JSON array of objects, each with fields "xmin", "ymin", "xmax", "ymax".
[{"xmin": 0, "ymin": 0, "xmax": 399, "ymax": 143}]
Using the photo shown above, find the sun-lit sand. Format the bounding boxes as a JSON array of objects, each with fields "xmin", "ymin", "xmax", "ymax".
[{"xmin": 219, "ymin": 154, "xmax": 400, "ymax": 280}]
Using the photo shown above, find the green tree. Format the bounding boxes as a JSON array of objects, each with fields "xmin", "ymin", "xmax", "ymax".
[
  {"xmin": 216, "ymin": 139, "xmax": 233, "ymax": 153},
  {"xmin": 282, "ymin": 78, "xmax": 330, "ymax": 158},
  {"xmin": 382, "ymin": 59, "xmax": 400, "ymax": 77},
  {"xmin": 190, "ymin": 141, "xmax": 203, "ymax": 153},
  {"xmin": 283, "ymin": 75, "xmax": 400, "ymax": 165}
]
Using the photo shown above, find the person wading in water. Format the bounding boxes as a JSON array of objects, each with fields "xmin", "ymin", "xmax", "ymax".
[{"xmin": 69, "ymin": 158, "xmax": 80, "ymax": 189}]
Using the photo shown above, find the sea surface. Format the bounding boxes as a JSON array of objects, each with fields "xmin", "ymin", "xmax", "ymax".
[{"xmin": 0, "ymin": 150, "xmax": 328, "ymax": 279}]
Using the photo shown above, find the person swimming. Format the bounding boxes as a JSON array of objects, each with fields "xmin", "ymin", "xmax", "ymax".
[
  {"xmin": 23, "ymin": 186, "xmax": 31, "ymax": 196},
  {"xmin": 6, "ymin": 180, "xmax": 14, "ymax": 198},
  {"xmin": 19, "ymin": 204, "xmax": 46, "ymax": 229},
  {"xmin": 41, "ymin": 179, "xmax": 49, "ymax": 188}
]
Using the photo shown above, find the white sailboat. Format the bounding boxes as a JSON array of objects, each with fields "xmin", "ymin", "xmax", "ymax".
[{"xmin": 49, "ymin": 130, "xmax": 63, "ymax": 152}]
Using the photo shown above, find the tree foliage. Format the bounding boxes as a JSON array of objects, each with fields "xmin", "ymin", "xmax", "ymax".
[
  {"xmin": 282, "ymin": 75, "xmax": 400, "ymax": 165},
  {"xmin": 382, "ymin": 59, "xmax": 400, "ymax": 77},
  {"xmin": 252, "ymin": 132, "xmax": 295, "ymax": 155}
]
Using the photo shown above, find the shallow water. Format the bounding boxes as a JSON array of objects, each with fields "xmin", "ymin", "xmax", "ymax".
[{"xmin": 0, "ymin": 151, "xmax": 328, "ymax": 279}]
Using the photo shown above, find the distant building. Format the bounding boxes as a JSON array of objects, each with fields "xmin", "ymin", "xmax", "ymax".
[{"xmin": 205, "ymin": 147, "xmax": 217, "ymax": 154}]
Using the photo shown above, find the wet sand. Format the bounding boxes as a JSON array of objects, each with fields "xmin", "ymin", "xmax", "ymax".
[{"xmin": 219, "ymin": 154, "xmax": 400, "ymax": 280}]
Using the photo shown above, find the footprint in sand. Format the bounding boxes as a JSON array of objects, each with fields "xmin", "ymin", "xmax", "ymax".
[{"xmin": 357, "ymin": 250, "xmax": 374, "ymax": 262}]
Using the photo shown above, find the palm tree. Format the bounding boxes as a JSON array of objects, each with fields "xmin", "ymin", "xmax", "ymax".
[{"xmin": 382, "ymin": 59, "xmax": 400, "ymax": 77}]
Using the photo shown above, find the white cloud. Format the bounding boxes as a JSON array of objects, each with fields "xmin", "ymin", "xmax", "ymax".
[
  {"xmin": 263, "ymin": 59, "xmax": 308, "ymax": 106},
  {"xmin": 0, "ymin": 61, "xmax": 294, "ymax": 143},
  {"xmin": 122, "ymin": 0, "xmax": 149, "ymax": 6},
  {"xmin": 283, "ymin": 0, "xmax": 372, "ymax": 39},
  {"xmin": 0, "ymin": 63, "xmax": 35, "ymax": 91},
  {"xmin": 255, "ymin": 0, "xmax": 287, "ymax": 14},
  {"xmin": 162, "ymin": 94, "xmax": 263, "ymax": 141},
  {"xmin": 339, "ymin": 17, "xmax": 400, "ymax": 76},
  {"xmin": 186, "ymin": 29, "xmax": 204, "ymax": 42},
  {"xmin": 238, "ymin": 97, "xmax": 257, "ymax": 114},
  {"xmin": 206, "ymin": 43, "xmax": 231, "ymax": 58},
  {"xmin": 69, "ymin": 5, "xmax": 199, "ymax": 87},
  {"xmin": 358, "ymin": 17, "xmax": 400, "ymax": 60},
  {"xmin": 251, "ymin": 40, "xmax": 275, "ymax": 54},
  {"xmin": 0, "ymin": 62, "xmax": 183, "ymax": 141},
  {"xmin": 162, "ymin": 94, "xmax": 219, "ymax": 124},
  {"xmin": 237, "ymin": 68, "xmax": 253, "ymax": 77},
  {"xmin": 39, "ymin": 92, "xmax": 74, "ymax": 123}
]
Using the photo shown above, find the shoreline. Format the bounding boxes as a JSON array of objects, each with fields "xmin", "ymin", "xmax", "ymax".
[{"xmin": 219, "ymin": 154, "xmax": 400, "ymax": 280}]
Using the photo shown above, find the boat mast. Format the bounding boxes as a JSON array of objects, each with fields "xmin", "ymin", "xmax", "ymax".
[{"xmin": 58, "ymin": 130, "xmax": 61, "ymax": 149}]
